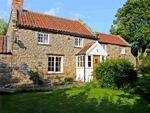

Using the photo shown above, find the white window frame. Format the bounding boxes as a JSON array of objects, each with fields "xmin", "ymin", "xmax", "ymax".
[
  {"xmin": 101, "ymin": 44, "xmax": 107, "ymax": 51},
  {"xmin": 77, "ymin": 55, "xmax": 85, "ymax": 67},
  {"xmin": 47, "ymin": 56, "xmax": 63, "ymax": 73},
  {"xmin": 75, "ymin": 37, "xmax": 83, "ymax": 47},
  {"xmin": 38, "ymin": 32, "xmax": 49, "ymax": 44},
  {"xmin": 88, "ymin": 55, "xmax": 92, "ymax": 67},
  {"xmin": 120, "ymin": 47, "xmax": 125, "ymax": 54}
]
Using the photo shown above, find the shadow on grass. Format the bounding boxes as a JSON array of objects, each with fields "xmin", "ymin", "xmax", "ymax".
[{"xmin": 0, "ymin": 87, "xmax": 150, "ymax": 113}]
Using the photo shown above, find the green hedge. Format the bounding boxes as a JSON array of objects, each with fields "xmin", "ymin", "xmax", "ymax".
[
  {"xmin": 138, "ymin": 55, "xmax": 150, "ymax": 77},
  {"xmin": 95, "ymin": 58, "xmax": 137, "ymax": 92}
]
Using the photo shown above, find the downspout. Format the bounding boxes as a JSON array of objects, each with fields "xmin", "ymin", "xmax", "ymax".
[{"xmin": 84, "ymin": 54, "xmax": 86, "ymax": 82}]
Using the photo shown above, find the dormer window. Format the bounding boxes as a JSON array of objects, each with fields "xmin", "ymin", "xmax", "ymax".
[
  {"xmin": 75, "ymin": 37, "xmax": 83, "ymax": 47},
  {"xmin": 38, "ymin": 32, "xmax": 49, "ymax": 44}
]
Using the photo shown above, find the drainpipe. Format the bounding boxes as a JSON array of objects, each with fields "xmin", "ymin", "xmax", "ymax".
[{"xmin": 84, "ymin": 54, "xmax": 86, "ymax": 82}]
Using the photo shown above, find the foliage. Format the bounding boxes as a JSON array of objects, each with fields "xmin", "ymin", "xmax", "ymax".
[
  {"xmin": 0, "ymin": 18, "xmax": 8, "ymax": 35},
  {"xmin": 95, "ymin": 58, "xmax": 137, "ymax": 92},
  {"xmin": 138, "ymin": 55, "xmax": 150, "ymax": 77},
  {"xmin": 110, "ymin": 0, "xmax": 150, "ymax": 62},
  {"xmin": 64, "ymin": 77, "xmax": 73, "ymax": 82},
  {"xmin": 135, "ymin": 77, "xmax": 150, "ymax": 101},
  {"xmin": 29, "ymin": 71, "xmax": 43, "ymax": 85}
]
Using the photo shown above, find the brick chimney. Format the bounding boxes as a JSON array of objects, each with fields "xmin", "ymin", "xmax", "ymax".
[{"xmin": 12, "ymin": 0, "xmax": 24, "ymax": 10}]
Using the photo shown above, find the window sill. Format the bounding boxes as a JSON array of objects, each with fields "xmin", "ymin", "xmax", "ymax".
[
  {"xmin": 120, "ymin": 53, "xmax": 126, "ymax": 55},
  {"xmin": 47, "ymin": 72, "xmax": 64, "ymax": 75},
  {"xmin": 37, "ymin": 43, "xmax": 51, "ymax": 46},
  {"xmin": 74, "ymin": 46, "xmax": 83, "ymax": 48}
]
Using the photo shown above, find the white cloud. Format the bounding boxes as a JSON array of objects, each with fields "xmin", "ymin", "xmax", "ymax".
[
  {"xmin": 86, "ymin": 16, "xmax": 91, "ymax": 18},
  {"xmin": 44, "ymin": 8, "xmax": 55, "ymax": 16},
  {"xmin": 55, "ymin": 2, "xmax": 62, "ymax": 6},
  {"xmin": 7, "ymin": 0, "xmax": 12, "ymax": 7},
  {"xmin": 56, "ymin": 7, "xmax": 61, "ymax": 13},
  {"xmin": 0, "ymin": 9, "xmax": 7, "ymax": 15},
  {"xmin": 74, "ymin": 13, "xmax": 82, "ymax": 19}
]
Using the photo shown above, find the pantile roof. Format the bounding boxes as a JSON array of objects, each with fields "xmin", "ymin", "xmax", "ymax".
[
  {"xmin": 17, "ymin": 10, "xmax": 95, "ymax": 37},
  {"xmin": 96, "ymin": 32, "xmax": 130, "ymax": 46},
  {"xmin": 77, "ymin": 43, "xmax": 93, "ymax": 55}
]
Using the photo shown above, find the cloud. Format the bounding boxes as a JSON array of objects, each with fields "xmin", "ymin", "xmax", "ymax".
[
  {"xmin": 56, "ymin": 7, "xmax": 61, "ymax": 13},
  {"xmin": 74, "ymin": 13, "xmax": 82, "ymax": 19},
  {"xmin": 86, "ymin": 16, "xmax": 91, "ymax": 18},
  {"xmin": 55, "ymin": 2, "xmax": 62, "ymax": 6},
  {"xmin": 0, "ymin": 9, "xmax": 7, "ymax": 15},
  {"xmin": 44, "ymin": 8, "xmax": 55, "ymax": 16},
  {"xmin": 54, "ymin": 2, "xmax": 62, "ymax": 13},
  {"xmin": 7, "ymin": 0, "xmax": 12, "ymax": 7}
]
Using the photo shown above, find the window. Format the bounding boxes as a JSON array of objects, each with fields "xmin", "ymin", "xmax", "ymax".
[
  {"xmin": 38, "ymin": 32, "xmax": 49, "ymax": 44},
  {"xmin": 102, "ymin": 56, "xmax": 105, "ymax": 62},
  {"xmin": 88, "ymin": 56, "xmax": 91, "ymax": 67},
  {"xmin": 75, "ymin": 37, "xmax": 83, "ymax": 47},
  {"xmin": 101, "ymin": 44, "xmax": 106, "ymax": 50},
  {"xmin": 48, "ymin": 56, "xmax": 63, "ymax": 73},
  {"xmin": 120, "ymin": 47, "xmax": 125, "ymax": 54},
  {"xmin": 78, "ymin": 56, "xmax": 85, "ymax": 67}
]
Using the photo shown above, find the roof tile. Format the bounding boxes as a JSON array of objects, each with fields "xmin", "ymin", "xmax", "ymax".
[
  {"xmin": 18, "ymin": 10, "xmax": 95, "ymax": 37},
  {"xmin": 97, "ymin": 32, "xmax": 129, "ymax": 46}
]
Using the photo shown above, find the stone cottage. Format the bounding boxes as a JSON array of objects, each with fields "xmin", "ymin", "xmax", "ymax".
[{"xmin": 0, "ymin": 0, "xmax": 136, "ymax": 85}]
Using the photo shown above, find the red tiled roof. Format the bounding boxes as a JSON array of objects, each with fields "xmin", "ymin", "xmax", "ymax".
[
  {"xmin": 77, "ymin": 43, "xmax": 93, "ymax": 55},
  {"xmin": 96, "ymin": 32, "xmax": 129, "ymax": 46},
  {"xmin": 17, "ymin": 10, "xmax": 95, "ymax": 37}
]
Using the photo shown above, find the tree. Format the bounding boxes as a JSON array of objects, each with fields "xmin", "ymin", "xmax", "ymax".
[
  {"xmin": 0, "ymin": 18, "xmax": 8, "ymax": 35},
  {"xmin": 110, "ymin": 0, "xmax": 150, "ymax": 64}
]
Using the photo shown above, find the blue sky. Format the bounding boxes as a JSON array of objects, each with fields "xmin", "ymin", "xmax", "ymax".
[{"xmin": 0, "ymin": 0, "xmax": 127, "ymax": 34}]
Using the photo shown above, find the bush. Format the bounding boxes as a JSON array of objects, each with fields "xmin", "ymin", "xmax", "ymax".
[
  {"xmin": 64, "ymin": 77, "xmax": 73, "ymax": 82},
  {"xmin": 138, "ymin": 55, "xmax": 150, "ymax": 77},
  {"xmin": 29, "ymin": 71, "xmax": 43, "ymax": 85},
  {"xmin": 95, "ymin": 58, "xmax": 137, "ymax": 92},
  {"xmin": 135, "ymin": 77, "xmax": 150, "ymax": 101}
]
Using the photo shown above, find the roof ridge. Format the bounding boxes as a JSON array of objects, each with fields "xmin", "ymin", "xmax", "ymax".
[
  {"xmin": 96, "ymin": 31, "xmax": 119, "ymax": 37},
  {"xmin": 23, "ymin": 9, "xmax": 78, "ymax": 22}
]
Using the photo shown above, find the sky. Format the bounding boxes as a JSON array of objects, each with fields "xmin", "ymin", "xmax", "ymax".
[{"xmin": 0, "ymin": 0, "xmax": 127, "ymax": 34}]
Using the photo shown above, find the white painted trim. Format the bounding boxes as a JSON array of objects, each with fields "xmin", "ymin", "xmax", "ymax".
[
  {"xmin": 74, "ymin": 37, "xmax": 83, "ymax": 47},
  {"xmin": 47, "ymin": 55, "xmax": 63, "ymax": 73},
  {"xmin": 118, "ymin": 36, "xmax": 130, "ymax": 46},
  {"xmin": 37, "ymin": 32, "xmax": 49, "ymax": 44}
]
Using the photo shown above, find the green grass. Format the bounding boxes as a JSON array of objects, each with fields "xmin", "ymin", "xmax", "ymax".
[{"xmin": 0, "ymin": 85, "xmax": 150, "ymax": 113}]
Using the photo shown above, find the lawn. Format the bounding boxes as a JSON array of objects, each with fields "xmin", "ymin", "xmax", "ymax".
[{"xmin": 0, "ymin": 85, "xmax": 150, "ymax": 113}]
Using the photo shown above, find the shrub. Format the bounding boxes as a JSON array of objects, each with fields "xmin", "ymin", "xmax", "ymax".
[
  {"xmin": 138, "ymin": 55, "xmax": 150, "ymax": 77},
  {"xmin": 95, "ymin": 58, "xmax": 137, "ymax": 92},
  {"xmin": 29, "ymin": 71, "xmax": 43, "ymax": 85},
  {"xmin": 135, "ymin": 77, "xmax": 150, "ymax": 101},
  {"xmin": 64, "ymin": 77, "xmax": 73, "ymax": 82}
]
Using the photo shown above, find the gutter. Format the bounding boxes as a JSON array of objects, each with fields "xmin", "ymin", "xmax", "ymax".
[{"xmin": 17, "ymin": 25, "xmax": 99, "ymax": 39}]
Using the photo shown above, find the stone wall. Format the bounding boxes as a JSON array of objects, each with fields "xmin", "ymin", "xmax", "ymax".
[
  {"xmin": 106, "ymin": 44, "xmax": 136, "ymax": 66},
  {"xmin": 0, "ymin": 54, "xmax": 12, "ymax": 85},
  {"xmin": 10, "ymin": 28, "xmax": 96, "ymax": 82}
]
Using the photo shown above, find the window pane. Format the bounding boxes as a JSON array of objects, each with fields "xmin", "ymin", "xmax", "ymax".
[
  {"xmin": 52, "ymin": 67, "xmax": 54, "ymax": 71},
  {"xmin": 81, "ymin": 56, "xmax": 82, "ymax": 62},
  {"xmin": 48, "ymin": 57, "xmax": 51, "ymax": 61},
  {"xmin": 56, "ymin": 67, "xmax": 58, "ymax": 72},
  {"xmin": 52, "ymin": 57, "xmax": 54, "ymax": 61},
  {"xmin": 79, "ymin": 38, "xmax": 82, "ymax": 46},
  {"xmin": 88, "ymin": 56, "xmax": 91, "ymax": 61},
  {"xmin": 88, "ymin": 62, "xmax": 91, "ymax": 67},
  {"xmin": 48, "ymin": 67, "xmax": 50, "ymax": 71},
  {"xmin": 56, "ymin": 57, "xmax": 58, "ymax": 61}
]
